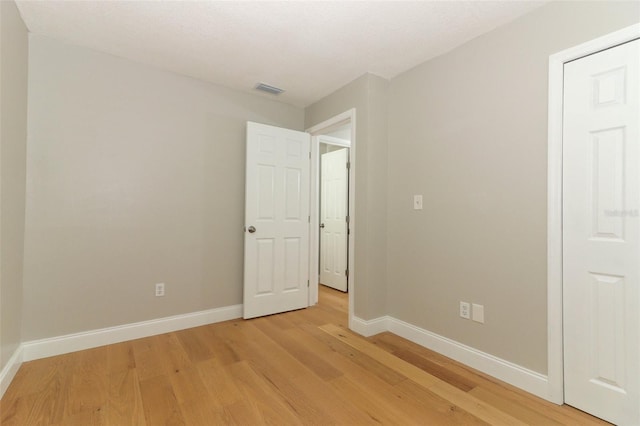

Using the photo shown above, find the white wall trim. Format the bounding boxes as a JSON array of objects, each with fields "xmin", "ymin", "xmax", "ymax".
[
  {"xmin": 351, "ymin": 315, "xmax": 390, "ymax": 337},
  {"xmin": 318, "ymin": 134, "xmax": 351, "ymax": 148},
  {"xmin": 7, "ymin": 307, "xmax": 549, "ymax": 401},
  {"xmin": 387, "ymin": 317, "xmax": 549, "ymax": 400},
  {"xmin": 547, "ymin": 23, "xmax": 640, "ymax": 405},
  {"xmin": 0, "ymin": 345, "xmax": 24, "ymax": 399},
  {"xmin": 350, "ymin": 314, "xmax": 549, "ymax": 400},
  {"xmin": 21, "ymin": 304, "xmax": 242, "ymax": 362},
  {"xmin": 306, "ymin": 109, "xmax": 355, "ymax": 135}
]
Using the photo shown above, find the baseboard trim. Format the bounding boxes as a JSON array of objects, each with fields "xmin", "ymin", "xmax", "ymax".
[
  {"xmin": 387, "ymin": 317, "xmax": 549, "ymax": 400},
  {"xmin": 350, "ymin": 315, "xmax": 390, "ymax": 337},
  {"xmin": 22, "ymin": 304, "xmax": 243, "ymax": 362},
  {"xmin": 0, "ymin": 345, "xmax": 24, "ymax": 399},
  {"xmin": 10, "ymin": 307, "xmax": 549, "ymax": 402},
  {"xmin": 350, "ymin": 314, "xmax": 549, "ymax": 401}
]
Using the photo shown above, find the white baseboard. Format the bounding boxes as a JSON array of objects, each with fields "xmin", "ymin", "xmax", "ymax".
[
  {"xmin": 0, "ymin": 345, "xmax": 23, "ymax": 399},
  {"xmin": 22, "ymin": 304, "xmax": 243, "ymax": 362},
  {"xmin": 387, "ymin": 317, "xmax": 549, "ymax": 399},
  {"xmin": 8, "ymin": 307, "xmax": 549, "ymax": 403},
  {"xmin": 350, "ymin": 315, "xmax": 390, "ymax": 337},
  {"xmin": 350, "ymin": 315, "xmax": 550, "ymax": 401}
]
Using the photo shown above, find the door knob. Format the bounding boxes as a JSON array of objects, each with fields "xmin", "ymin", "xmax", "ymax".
[
  {"xmin": 248, "ymin": 226, "xmax": 256, "ymax": 233},
  {"xmin": 320, "ymin": 223, "xmax": 325, "ymax": 228}
]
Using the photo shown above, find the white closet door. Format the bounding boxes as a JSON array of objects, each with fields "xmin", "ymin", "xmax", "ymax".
[{"xmin": 563, "ymin": 39, "xmax": 639, "ymax": 425}]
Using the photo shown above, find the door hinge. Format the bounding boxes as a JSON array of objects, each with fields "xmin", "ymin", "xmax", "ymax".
[
  {"xmin": 346, "ymin": 215, "xmax": 350, "ymax": 224},
  {"xmin": 308, "ymin": 215, "xmax": 311, "ymax": 223},
  {"xmin": 345, "ymin": 269, "xmax": 349, "ymax": 278},
  {"xmin": 309, "ymin": 151, "xmax": 311, "ymax": 159},
  {"xmin": 307, "ymin": 280, "xmax": 310, "ymax": 287},
  {"xmin": 346, "ymin": 161, "xmax": 351, "ymax": 170}
]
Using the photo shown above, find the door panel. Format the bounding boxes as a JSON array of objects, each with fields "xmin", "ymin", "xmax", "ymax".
[
  {"xmin": 563, "ymin": 39, "xmax": 639, "ymax": 425},
  {"xmin": 320, "ymin": 148, "xmax": 348, "ymax": 292},
  {"xmin": 244, "ymin": 122, "xmax": 310, "ymax": 319}
]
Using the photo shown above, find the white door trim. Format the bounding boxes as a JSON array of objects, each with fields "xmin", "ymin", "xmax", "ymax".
[
  {"xmin": 307, "ymin": 109, "xmax": 356, "ymax": 330},
  {"xmin": 547, "ymin": 23, "xmax": 640, "ymax": 404},
  {"xmin": 318, "ymin": 134, "xmax": 351, "ymax": 148}
]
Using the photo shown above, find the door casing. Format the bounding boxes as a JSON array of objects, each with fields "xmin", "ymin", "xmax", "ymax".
[
  {"xmin": 547, "ymin": 23, "xmax": 640, "ymax": 404},
  {"xmin": 307, "ymin": 109, "xmax": 356, "ymax": 329}
]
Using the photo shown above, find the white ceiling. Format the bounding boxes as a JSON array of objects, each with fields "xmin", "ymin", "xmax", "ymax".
[{"xmin": 15, "ymin": 1, "xmax": 547, "ymax": 107}]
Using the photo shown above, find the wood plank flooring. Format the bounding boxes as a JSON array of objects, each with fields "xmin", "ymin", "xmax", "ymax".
[{"xmin": 1, "ymin": 286, "xmax": 608, "ymax": 425}]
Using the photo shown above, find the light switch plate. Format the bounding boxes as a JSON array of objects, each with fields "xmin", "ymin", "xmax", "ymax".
[{"xmin": 413, "ymin": 195, "xmax": 423, "ymax": 210}]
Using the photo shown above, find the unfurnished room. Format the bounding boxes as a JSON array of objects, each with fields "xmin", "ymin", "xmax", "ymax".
[{"xmin": 1, "ymin": 1, "xmax": 639, "ymax": 425}]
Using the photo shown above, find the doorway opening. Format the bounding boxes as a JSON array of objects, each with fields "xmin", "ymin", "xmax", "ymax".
[
  {"xmin": 307, "ymin": 109, "xmax": 356, "ymax": 328},
  {"xmin": 319, "ymin": 133, "xmax": 350, "ymax": 293}
]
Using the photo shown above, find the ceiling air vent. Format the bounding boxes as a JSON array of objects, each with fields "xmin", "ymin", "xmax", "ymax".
[{"xmin": 255, "ymin": 82, "xmax": 285, "ymax": 95}]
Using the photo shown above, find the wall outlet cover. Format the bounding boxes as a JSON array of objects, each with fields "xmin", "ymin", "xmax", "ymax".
[
  {"xmin": 155, "ymin": 283, "xmax": 165, "ymax": 297},
  {"xmin": 460, "ymin": 301, "xmax": 470, "ymax": 319}
]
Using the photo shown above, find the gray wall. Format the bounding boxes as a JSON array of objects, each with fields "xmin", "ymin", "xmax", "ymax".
[
  {"xmin": 11, "ymin": 0, "xmax": 640, "ymax": 379},
  {"xmin": 387, "ymin": 1, "xmax": 640, "ymax": 374},
  {"xmin": 22, "ymin": 35, "xmax": 303, "ymax": 340},
  {"xmin": 0, "ymin": 0, "xmax": 28, "ymax": 371},
  {"xmin": 305, "ymin": 73, "xmax": 389, "ymax": 320}
]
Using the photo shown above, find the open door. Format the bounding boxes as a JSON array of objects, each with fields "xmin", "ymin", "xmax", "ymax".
[
  {"xmin": 320, "ymin": 148, "xmax": 349, "ymax": 291},
  {"xmin": 243, "ymin": 122, "xmax": 311, "ymax": 319}
]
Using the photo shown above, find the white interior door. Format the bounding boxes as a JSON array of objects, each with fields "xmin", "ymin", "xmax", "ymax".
[
  {"xmin": 563, "ymin": 39, "xmax": 639, "ymax": 425},
  {"xmin": 319, "ymin": 148, "xmax": 348, "ymax": 292},
  {"xmin": 244, "ymin": 122, "xmax": 310, "ymax": 319}
]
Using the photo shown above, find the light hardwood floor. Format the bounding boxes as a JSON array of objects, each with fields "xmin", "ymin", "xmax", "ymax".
[{"xmin": 1, "ymin": 286, "xmax": 608, "ymax": 425}]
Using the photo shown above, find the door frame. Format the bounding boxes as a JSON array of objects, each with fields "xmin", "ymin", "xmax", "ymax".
[
  {"xmin": 318, "ymin": 138, "xmax": 350, "ymax": 292},
  {"xmin": 547, "ymin": 23, "xmax": 640, "ymax": 404},
  {"xmin": 307, "ymin": 109, "xmax": 356, "ymax": 327},
  {"xmin": 318, "ymin": 134, "xmax": 351, "ymax": 149}
]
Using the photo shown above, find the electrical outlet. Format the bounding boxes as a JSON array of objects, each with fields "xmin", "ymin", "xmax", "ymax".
[
  {"xmin": 472, "ymin": 303, "xmax": 484, "ymax": 323},
  {"xmin": 155, "ymin": 283, "xmax": 165, "ymax": 297},
  {"xmin": 459, "ymin": 301, "xmax": 470, "ymax": 319}
]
